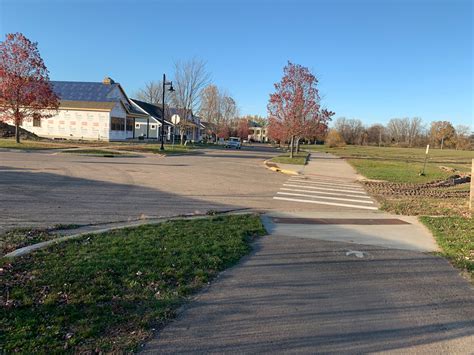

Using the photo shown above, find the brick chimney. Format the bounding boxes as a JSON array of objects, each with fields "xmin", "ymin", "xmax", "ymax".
[{"xmin": 102, "ymin": 77, "xmax": 115, "ymax": 85}]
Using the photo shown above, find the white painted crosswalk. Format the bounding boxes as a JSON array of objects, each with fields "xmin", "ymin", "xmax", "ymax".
[{"xmin": 273, "ymin": 176, "xmax": 378, "ymax": 210}]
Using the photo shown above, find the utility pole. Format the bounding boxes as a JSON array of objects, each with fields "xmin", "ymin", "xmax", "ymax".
[{"xmin": 160, "ymin": 74, "xmax": 175, "ymax": 151}]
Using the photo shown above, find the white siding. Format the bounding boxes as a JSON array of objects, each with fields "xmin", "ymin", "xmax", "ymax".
[{"xmin": 21, "ymin": 109, "xmax": 110, "ymax": 141}]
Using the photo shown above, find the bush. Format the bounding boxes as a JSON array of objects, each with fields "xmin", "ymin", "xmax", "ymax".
[{"xmin": 325, "ymin": 129, "xmax": 346, "ymax": 147}]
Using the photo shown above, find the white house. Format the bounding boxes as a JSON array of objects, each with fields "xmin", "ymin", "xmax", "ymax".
[
  {"xmin": 248, "ymin": 121, "xmax": 268, "ymax": 142},
  {"xmin": 168, "ymin": 108, "xmax": 202, "ymax": 142},
  {"xmin": 20, "ymin": 77, "xmax": 148, "ymax": 141},
  {"xmin": 130, "ymin": 99, "xmax": 173, "ymax": 140}
]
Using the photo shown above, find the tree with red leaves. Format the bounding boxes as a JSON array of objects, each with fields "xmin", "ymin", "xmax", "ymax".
[
  {"xmin": 0, "ymin": 33, "xmax": 59, "ymax": 143},
  {"xmin": 267, "ymin": 61, "xmax": 334, "ymax": 157},
  {"xmin": 234, "ymin": 119, "xmax": 250, "ymax": 140}
]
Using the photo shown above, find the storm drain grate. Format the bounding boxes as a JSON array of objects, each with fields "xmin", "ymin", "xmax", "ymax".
[{"xmin": 271, "ymin": 218, "xmax": 410, "ymax": 225}]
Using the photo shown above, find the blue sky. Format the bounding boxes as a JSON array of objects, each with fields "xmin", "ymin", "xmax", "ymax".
[{"xmin": 1, "ymin": 0, "xmax": 472, "ymax": 127}]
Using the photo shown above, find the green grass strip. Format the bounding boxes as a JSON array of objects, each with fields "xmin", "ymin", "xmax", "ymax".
[
  {"xmin": 420, "ymin": 216, "xmax": 473, "ymax": 280},
  {"xmin": 0, "ymin": 214, "xmax": 266, "ymax": 353}
]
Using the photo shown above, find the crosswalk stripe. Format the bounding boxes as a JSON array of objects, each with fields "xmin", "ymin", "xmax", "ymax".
[
  {"xmin": 280, "ymin": 187, "xmax": 372, "ymax": 199},
  {"xmin": 287, "ymin": 178, "xmax": 364, "ymax": 190},
  {"xmin": 283, "ymin": 183, "xmax": 368, "ymax": 195},
  {"xmin": 273, "ymin": 196, "xmax": 378, "ymax": 210},
  {"xmin": 276, "ymin": 192, "xmax": 374, "ymax": 204}
]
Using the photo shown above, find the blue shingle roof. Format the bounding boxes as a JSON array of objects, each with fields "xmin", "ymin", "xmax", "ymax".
[{"xmin": 51, "ymin": 81, "xmax": 120, "ymax": 102}]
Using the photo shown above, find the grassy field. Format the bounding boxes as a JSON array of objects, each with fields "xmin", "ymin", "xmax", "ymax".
[
  {"xmin": 270, "ymin": 152, "xmax": 309, "ymax": 165},
  {"xmin": 420, "ymin": 216, "xmax": 473, "ymax": 281},
  {"xmin": 0, "ymin": 214, "xmax": 266, "ymax": 353},
  {"xmin": 306, "ymin": 145, "xmax": 473, "ymax": 216},
  {"xmin": 307, "ymin": 145, "xmax": 473, "ymax": 182}
]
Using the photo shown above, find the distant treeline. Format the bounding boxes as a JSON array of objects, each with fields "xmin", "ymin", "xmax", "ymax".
[{"xmin": 328, "ymin": 117, "xmax": 472, "ymax": 150}]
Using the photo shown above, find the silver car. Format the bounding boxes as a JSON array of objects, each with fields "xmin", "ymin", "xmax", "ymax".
[{"xmin": 225, "ymin": 137, "xmax": 242, "ymax": 149}]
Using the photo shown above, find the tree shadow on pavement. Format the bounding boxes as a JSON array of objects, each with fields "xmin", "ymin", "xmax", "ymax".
[
  {"xmin": 0, "ymin": 166, "xmax": 242, "ymax": 230},
  {"xmin": 143, "ymin": 237, "xmax": 474, "ymax": 354}
]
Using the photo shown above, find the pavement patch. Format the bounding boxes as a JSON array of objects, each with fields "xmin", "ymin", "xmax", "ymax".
[
  {"xmin": 346, "ymin": 250, "xmax": 366, "ymax": 258},
  {"xmin": 272, "ymin": 217, "xmax": 410, "ymax": 225}
]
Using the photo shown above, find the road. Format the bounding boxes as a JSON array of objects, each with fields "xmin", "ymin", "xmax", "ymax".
[{"xmin": 0, "ymin": 145, "xmax": 285, "ymax": 231}]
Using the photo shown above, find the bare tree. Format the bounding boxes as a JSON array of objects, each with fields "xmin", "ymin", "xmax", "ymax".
[
  {"xmin": 135, "ymin": 81, "xmax": 163, "ymax": 105},
  {"xmin": 386, "ymin": 117, "xmax": 424, "ymax": 146},
  {"xmin": 334, "ymin": 117, "xmax": 364, "ymax": 145},
  {"xmin": 454, "ymin": 125, "xmax": 472, "ymax": 150},
  {"xmin": 221, "ymin": 95, "xmax": 238, "ymax": 123},
  {"xmin": 199, "ymin": 84, "xmax": 222, "ymax": 141},
  {"xmin": 172, "ymin": 58, "xmax": 211, "ymax": 144},
  {"xmin": 407, "ymin": 117, "xmax": 424, "ymax": 147},
  {"xmin": 387, "ymin": 118, "xmax": 409, "ymax": 145},
  {"xmin": 367, "ymin": 124, "xmax": 386, "ymax": 146}
]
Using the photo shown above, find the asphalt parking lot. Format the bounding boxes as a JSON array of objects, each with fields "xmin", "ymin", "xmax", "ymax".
[{"xmin": 0, "ymin": 145, "xmax": 315, "ymax": 232}]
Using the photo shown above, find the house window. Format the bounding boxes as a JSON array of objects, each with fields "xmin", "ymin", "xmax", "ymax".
[
  {"xmin": 111, "ymin": 117, "xmax": 125, "ymax": 131},
  {"xmin": 126, "ymin": 118, "xmax": 133, "ymax": 131},
  {"xmin": 135, "ymin": 123, "xmax": 140, "ymax": 128},
  {"xmin": 151, "ymin": 124, "xmax": 156, "ymax": 130},
  {"xmin": 33, "ymin": 117, "xmax": 41, "ymax": 127}
]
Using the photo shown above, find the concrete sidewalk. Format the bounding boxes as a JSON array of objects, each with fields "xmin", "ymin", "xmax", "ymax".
[
  {"xmin": 143, "ymin": 236, "xmax": 474, "ymax": 353},
  {"xmin": 142, "ymin": 152, "xmax": 474, "ymax": 353},
  {"xmin": 266, "ymin": 152, "xmax": 439, "ymax": 252}
]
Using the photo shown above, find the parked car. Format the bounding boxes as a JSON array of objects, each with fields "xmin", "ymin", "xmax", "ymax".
[{"xmin": 225, "ymin": 137, "xmax": 242, "ymax": 149}]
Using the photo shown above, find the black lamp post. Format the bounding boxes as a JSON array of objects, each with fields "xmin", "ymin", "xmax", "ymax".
[{"xmin": 160, "ymin": 73, "xmax": 174, "ymax": 151}]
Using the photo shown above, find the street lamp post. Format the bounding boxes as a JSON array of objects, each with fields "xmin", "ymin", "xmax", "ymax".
[{"xmin": 160, "ymin": 73, "xmax": 174, "ymax": 151}]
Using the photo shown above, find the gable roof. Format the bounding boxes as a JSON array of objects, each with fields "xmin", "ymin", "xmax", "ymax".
[
  {"xmin": 51, "ymin": 80, "xmax": 147, "ymax": 117},
  {"xmin": 130, "ymin": 99, "xmax": 173, "ymax": 125},
  {"xmin": 247, "ymin": 120, "xmax": 263, "ymax": 127},
  {"xmin": 51, "ymin": 81, "xmax": 121, "ymax": 102}
]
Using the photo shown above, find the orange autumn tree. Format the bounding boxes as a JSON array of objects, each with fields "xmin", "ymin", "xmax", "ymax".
[{"xmin": 0, "ymin": 33, "xmax": 59, "ymax": 143}]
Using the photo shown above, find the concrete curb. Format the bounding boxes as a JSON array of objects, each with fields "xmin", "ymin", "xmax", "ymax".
[
  {"xmin": 3, "ymin": 209, "xmax": 254, "ymax": 259},
  {"xmin": 263, "ymin": 159, "xmax": 300, "ymax": 175}
]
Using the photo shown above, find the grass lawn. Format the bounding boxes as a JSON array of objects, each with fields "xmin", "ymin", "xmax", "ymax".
[
  {"xmin": 306, "ymin": 145, "xmax": 473, "ymax": 183},
  {"xmin": 112, "ymin": 143, "xmax": 201, "ymax": 155},
  {"xmin": 0, "ymin": 214, "xmax": 266, "ymax": 353},
  {"xmin": 306, "ymin": 144, "xmax": 472, "ymax": 217},
  {"xmin": 0, "ymin": 138, "xmax": 77, "ymax": 150},
  {"xmin": 420, "ymin": 216, "xmax": 473, "ymax": 280},
  {"xmin": 349, "ymin": 159, "xmax": 452, "ymax": 183},
  {"xmin": 61, "ymin": 149, "xmax": 132, "ymax": 157},
  {"xmin": 0, "ymin": 225, "xmax": 81, "ymax": 256},
  {"xmin": 270, "ymin": 152, "xmax": 309, "ymax": 165}
]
